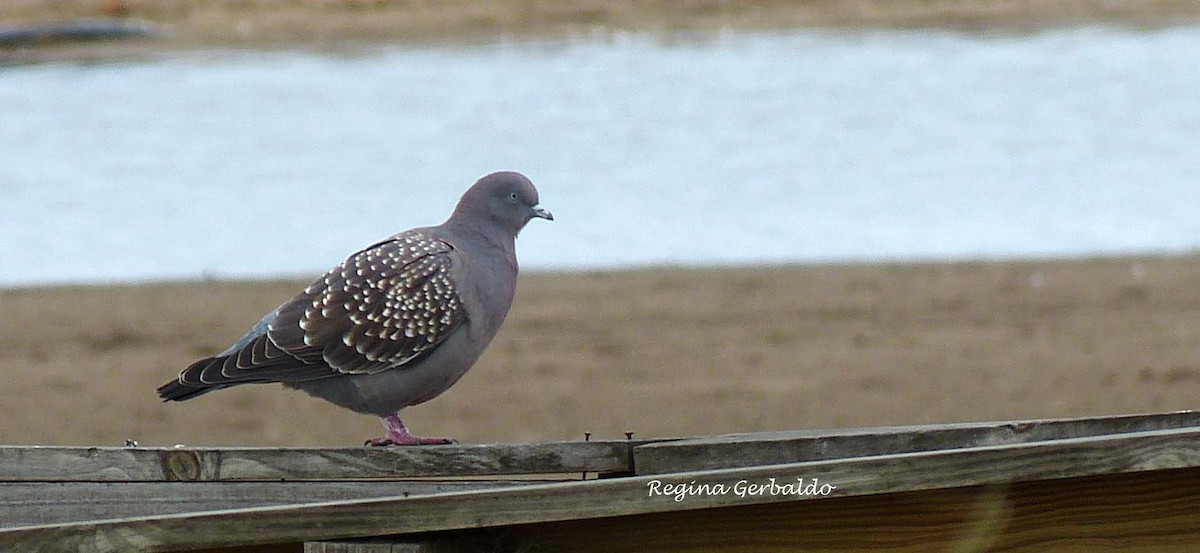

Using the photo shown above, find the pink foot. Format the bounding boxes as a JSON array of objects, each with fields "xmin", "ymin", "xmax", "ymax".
[{"xmin": 365, "ymin": 414, "xmax": 456, "ymax": 446}]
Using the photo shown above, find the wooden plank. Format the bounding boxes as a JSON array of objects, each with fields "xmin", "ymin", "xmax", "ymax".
[
  {"xmin": 635, "ymin": 410, "xmax": 1200, "ymax": 474},
  {"xmin": 0, "ymin": 480, "xmax": 550, "ymax": 529},
  {"xmin": 0, "ymin": 440, "xmax": 631, "ymax": 482},
  {"xmin": 4, "ymin": 426, "xmax": 1200, "ymax": 552},
  {"xmin": 305, "ymin": 540, "xmax": 429, "ymax": 553},
  {"xmin": 305, "ymin": 536, "xmax": 478, "ymax": 553},
  {"xmin": 492, "ymin": 467, "xmax": 1200, "ymax": 552}
]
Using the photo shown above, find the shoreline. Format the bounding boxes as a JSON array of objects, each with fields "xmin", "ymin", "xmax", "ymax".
[
  {"xmin": 3, "ymin": 0, "xmax": 1200, "ymax": 64},
  {"xmin": 4, "ymin": 250, "xmax": 1196, "ymax": 291}
]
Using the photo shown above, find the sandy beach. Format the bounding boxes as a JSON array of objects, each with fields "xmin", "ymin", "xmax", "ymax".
[
  {"xmin": 3, "ymin": 0, "xmax": 1200, "ymax": 64},
  {"xmin": 2, "ymin": 255, "xmax": 1199, "ymax": 446},
  {"xmin": 2, "ymin": 1, "xmax": 1199, "ymax": 447}
]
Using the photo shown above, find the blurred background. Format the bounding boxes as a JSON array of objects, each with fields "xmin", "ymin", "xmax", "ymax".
[{"xmin": 1, "ymin": 0, "xmax": 1199, "ymax": 446}]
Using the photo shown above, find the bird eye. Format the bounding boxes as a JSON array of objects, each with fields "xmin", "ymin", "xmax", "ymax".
[{"xmin": 508, "ymin": 192, "xmax": 519, "ymax": 202}]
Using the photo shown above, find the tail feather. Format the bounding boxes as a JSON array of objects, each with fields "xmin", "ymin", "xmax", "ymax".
[
  {"xmin": 159, "ymin": 346, "xmax": 329, "ymax": 402},
  {"xmin": 156, "ymin": 377, "xmax": 223, "ymax": 402}
]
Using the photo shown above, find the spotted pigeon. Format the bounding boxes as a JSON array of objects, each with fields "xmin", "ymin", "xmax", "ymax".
[{"xmin": 157, "ymin": 171, "xmax": 552, "ymax": 446}]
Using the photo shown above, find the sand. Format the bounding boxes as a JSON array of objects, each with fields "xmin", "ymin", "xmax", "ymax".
[
  {"xmin": 3, "ymin": 1, "xmax": 1199, "ymax": 447},
  {"xmin": 2, "ymin": 255, "xmax": 1199, "ymax": 447},
  {"xmin": 3, "ymin": 0, "xmax": 1200, "ymax": 64}
]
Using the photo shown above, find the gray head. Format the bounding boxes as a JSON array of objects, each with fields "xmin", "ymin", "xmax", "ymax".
[{"xmin": 448, "ymin": 171, "xmax": 553, "ymax": 235}]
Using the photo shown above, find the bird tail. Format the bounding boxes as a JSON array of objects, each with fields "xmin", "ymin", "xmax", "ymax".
[
  {"xmin": 157, "ymin": 355, "xmax": 227, "ymax": 402},
  {"xmin": 158, "ymin": 335, "xmax": 330, "ymax": 402},
  {"xmin": 156, "ymin": 378, "xmax": 222, "ymax": 402}
]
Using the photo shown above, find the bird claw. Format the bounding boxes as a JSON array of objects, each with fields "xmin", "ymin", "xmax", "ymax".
[{"xmin": 366, "ymin": 414, "xmax": 457, "ymax": 446}]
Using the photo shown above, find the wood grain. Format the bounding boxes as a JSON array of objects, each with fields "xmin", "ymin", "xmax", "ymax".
[
  {"xmin": 5, "ymin": 426, "xmax": 1200, "ymax": 552},
  {"xmin": 503, "ymin": 467, "xmax": 1200, "ymax": 552},
  {"xmin": 305, "ymin": 538, "xmax": 460, "ymax": 553},
  {"xmin": 636, "ymin": 411, "xmax": 1200, "ymax": 474},
  {"xmin": 0, "ymin": 480, "xmax": 549, "ymax": 529},
  {"xmin": 0, "ymin": 441, "xmax": 631, "ymax": 482}
]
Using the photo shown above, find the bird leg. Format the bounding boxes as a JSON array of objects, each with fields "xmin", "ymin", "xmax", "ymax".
[{"xmin": 366, "ymin": 413, "xmax": 456, "ymax": 446}]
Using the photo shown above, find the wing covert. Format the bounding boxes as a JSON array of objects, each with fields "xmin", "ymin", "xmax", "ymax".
[{"xmin": 268, "ymin": 231, "xmax": 466, "ymax": 375}]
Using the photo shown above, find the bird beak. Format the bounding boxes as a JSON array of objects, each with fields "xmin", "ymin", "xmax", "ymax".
[{"xmin": 532, "ymin": 207, "xmax": 554, "ymax": 221}]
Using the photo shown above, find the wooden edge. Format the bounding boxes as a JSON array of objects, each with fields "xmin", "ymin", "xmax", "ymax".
[
  {"xmin": 4, "ymin": 411, "xmax": 1191, "ymax": 482},
  {"xmin": 4, "ymin": 426, "xmax": 1200, "ymax": 552},
  {"xmin": 305, "ymin": 537, "xmax": 464, "ymax": 553},
  {"xmin": 0, "ymin": 440, "xmax": 635, "ymax": 482},
  {"xmin": 406, "ymin": 467, "xmax": 1200, "ymax": 553},
  {"xmin": 0, "ymin": 480, "xmax": 553, "ymax": 529},
  {"xmin": 634, "ymin": 410, "xmax": 1200, "ymax": 474}
]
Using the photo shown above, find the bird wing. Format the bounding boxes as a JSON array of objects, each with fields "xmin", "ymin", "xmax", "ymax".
[{"xmin": 181, "ymin": 231, "xmax": 467, "ymax": 388}]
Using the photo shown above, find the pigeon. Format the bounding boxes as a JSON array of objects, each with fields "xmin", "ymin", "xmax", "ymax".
[{"xmin": 157, "ymin": 171, "xmax": 552, "ymax": 446}]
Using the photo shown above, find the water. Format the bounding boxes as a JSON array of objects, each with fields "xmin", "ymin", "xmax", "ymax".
[{"xmin": 2, "ymin": 27, "xmax": 1199, "ymax": 287}]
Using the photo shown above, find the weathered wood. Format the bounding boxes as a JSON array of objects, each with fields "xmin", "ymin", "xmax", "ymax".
[
  {"xmin": 0, "ymin": 441, "xmax": 631, "ymax": 482},
  {"xmin": 305, "ymin": 536, "xmax": 479, "ymax": 553},
  {"xmin": 489, "ymin": 467, "xmax": 1200, "ymax": 552},
  {"xmin": 5, "ymin": 426, "xmax": 1200, "ymax": 552},
  {"xmin": 0, "ymin": 480, "xmax": 549, "ymax": 529},
  {"xmin": 305, "ymin": 540, "xmax": 429, "ymax": 553},
  {"xmin": 635, "ymin": 410, "xmax": 1200, "ymax": 474}
]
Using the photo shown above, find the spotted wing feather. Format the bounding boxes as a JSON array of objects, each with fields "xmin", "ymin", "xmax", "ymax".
[
  {"xmin": 158, "ymin": 231, "xmax": 466, "ymax": 400},
  {"xmin": 270, "ymin": 233, "xmax": 465, "ymax": 375}
]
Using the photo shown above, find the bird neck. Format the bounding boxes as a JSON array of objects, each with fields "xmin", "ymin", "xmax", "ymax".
[{"xmin": 443, "ymin": 218, "xmax": 518, "ymax": 261}]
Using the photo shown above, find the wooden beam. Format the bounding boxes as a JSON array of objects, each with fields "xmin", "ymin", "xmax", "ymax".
[
  {"xmin": 305, "ymin": 540, "xmax": 430, "ymax": 553},
  {"xmin": 0, "ymin": 480, "xmax": 550, "ymax": 529},
  {"xmin": 487, "ymin": 467, "xmax": 1200, "ymax": 552},
  {"xmin": 635, "ymin": 411, "xmax": 1200, "ymax": 474},
  {"xmin": 0, "ymin": 440, "xmax": 632, "ymax": 482},
  {"xmin": 304, "ymin": 536, "xmax": 478, "ymax": 553},
  {"xmin": 4, "ymin": 426, "xmax": 1200, "ymax": 552}
]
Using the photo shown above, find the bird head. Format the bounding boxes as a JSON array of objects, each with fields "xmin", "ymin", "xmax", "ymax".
[{"xmin": 452, "ymin": 171, "xmax": 553, "ymax": 235}]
